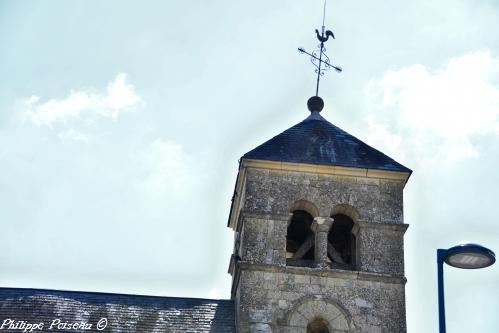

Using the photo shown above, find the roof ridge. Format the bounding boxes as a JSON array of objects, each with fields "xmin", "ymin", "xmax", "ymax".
[{"xmin": 0, "ymin": 287, "xmax": 232, "ymax": 303}]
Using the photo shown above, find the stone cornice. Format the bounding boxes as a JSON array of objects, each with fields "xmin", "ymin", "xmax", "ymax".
[
  {"xmin": 235, "ymin": 262, "xmax": 407, "ymax": 286},
  {"xmin": 241, "ymin": 159, "xmax": 411, "ymax": 182},
  {"xmin": 353, "ymin": 220, "xmax": 409, "ymax": 234}
]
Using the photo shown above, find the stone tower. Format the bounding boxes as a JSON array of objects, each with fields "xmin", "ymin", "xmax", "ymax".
[{"xmin": 227, "ymin": 99, "xmax": 412, "ymax": 333}]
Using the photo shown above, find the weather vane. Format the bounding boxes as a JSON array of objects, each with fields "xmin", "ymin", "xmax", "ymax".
[{"xmin": 298, "ymin": 0, "xmax": 342, "ymax": 104}]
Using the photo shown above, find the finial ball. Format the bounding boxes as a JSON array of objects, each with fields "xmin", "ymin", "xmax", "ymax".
[{"xmin": 307, "ymin": 96, "xmax": 324, "ymax": 112}]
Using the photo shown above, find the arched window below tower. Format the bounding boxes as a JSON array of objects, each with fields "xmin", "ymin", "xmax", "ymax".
[
  {"xmin": 328, "ymin": 213, "xmax": 355, "ymax": 270},
  {"xmin": 286, "ymin": 210, "xmax": 315, "ymax": 267},
  {"xmin": 307, "ymin": 318, "xmax": 330, "ymax": 333}
]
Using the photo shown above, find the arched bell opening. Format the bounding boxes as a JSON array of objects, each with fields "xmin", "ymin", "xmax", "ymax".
[
  {"xmin": 286, "ymin": 210, "xmax": 315, "ymax": 267},
  {"xmin": 307, "ymin": 318, "xmax": 330, "ymax": 333},
  {"xmin": 328, "ymin": 213, "xmax": 356, "ymax": 270}
]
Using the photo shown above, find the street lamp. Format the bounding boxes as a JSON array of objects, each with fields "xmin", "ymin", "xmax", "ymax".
[{"xmin": 437, "ymin": 243, "xmax": 496, "ymax": 333}]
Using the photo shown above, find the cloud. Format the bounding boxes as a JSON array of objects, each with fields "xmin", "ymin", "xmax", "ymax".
[
  {"xmin": 365, "ymin": 50, "xmax": 499, "ymax": 166},
  {"xmin": 134, "ymin": 138, "xmax": 194, "ymax": 199},
  {"xmin": 130, "ymin": 138, "xmax": 216, "ymax": 222},
  {"xmin": 102, "ymin": 73, "xmax": 142, "ymax": 112},
  {"xmin": 25, "ymin": 73, "xmax": 141, "ymax": 127},
  {"xmin": 58, "ymin": 128, "xmax": 89, "ymax": 144},
  {"xmin": 25, "ymin": 95, "xmax": 39, "ymax": 105}
]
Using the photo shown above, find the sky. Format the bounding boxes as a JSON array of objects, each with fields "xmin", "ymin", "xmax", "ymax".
[{"xmin": 1, "ymin": 0, "xmax": 498, "ymax": 332}]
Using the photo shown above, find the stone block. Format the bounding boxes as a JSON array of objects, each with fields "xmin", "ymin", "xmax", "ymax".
[
  {"xmin": 294, "ymin": 275, "xmax": 310, "ymax": 284},
  {"xmin": 249, "ymin": 309, "xmax": 273, "ymax": 324},
  {"xmin": 250, "ymin": 323, "xmax": 272, "ymax": 333}
]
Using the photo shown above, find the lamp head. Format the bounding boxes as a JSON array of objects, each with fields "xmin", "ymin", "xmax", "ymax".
[{"xmin": 443, "ymin": 243, "xmax": 496, "ymax": 269}]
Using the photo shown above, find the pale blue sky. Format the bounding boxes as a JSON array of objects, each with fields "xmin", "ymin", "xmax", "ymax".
[{"xmin": 1, "ymin": 1, "xmax": 499, "ymax": 332}]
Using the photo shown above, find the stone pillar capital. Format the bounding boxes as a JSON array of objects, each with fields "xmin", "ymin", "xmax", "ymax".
[{"xmin": 311, "ymin": 216, "xmax": 334, "ymax": 233}]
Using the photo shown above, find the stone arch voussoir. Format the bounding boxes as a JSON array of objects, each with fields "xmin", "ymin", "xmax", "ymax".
[
  {"xmin": 285, "ymin": 295, "xmax": 358, "ymax": 332},
  {"xmin": 330, "ymin": 204, "xmax": 360, "ymax": 223},
  {"xmin": 289, "ymin": 199, "xmax": 320, "ymax": 218}
]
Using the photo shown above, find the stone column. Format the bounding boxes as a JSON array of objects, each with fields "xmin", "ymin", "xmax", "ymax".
[{"xmin": 311, "ymin": 216, "xmax": 334, "ymax": 268}]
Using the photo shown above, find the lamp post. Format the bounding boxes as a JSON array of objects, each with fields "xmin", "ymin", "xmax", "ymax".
[{"xmin": 437, "ymin": 243, "xmax": 496, "ymax": 333}]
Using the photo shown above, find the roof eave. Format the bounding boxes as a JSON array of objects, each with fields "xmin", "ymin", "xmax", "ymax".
[{"xmin": 240, "ymin": 158, "xmax": 412, "ymax": 183}]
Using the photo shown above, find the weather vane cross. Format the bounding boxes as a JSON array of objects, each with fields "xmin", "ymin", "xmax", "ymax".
[{"xmin": 298, "ymin": 0, "xmax": 342, "ymax": 98}]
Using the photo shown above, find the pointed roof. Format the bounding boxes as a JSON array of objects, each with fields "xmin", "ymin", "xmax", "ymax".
[{"xmin": 243, "ymin": 112, "xmax": 411, "ymax": 173}]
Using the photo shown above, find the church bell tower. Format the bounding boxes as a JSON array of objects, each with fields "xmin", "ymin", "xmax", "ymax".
[{"xmin": 227, "ymin": 93, "xmax": 411, "ymax": 332}]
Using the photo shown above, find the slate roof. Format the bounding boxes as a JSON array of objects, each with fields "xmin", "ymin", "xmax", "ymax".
[
  {"xmin": 0, "ymin": 288, "xmax": 235, "ymax": 332},
  {"xmin": 243, "ymin": 112, "xmax": 411, "ymax": 173}
]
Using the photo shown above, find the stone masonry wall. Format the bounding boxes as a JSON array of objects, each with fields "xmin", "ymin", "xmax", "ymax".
[
  {"xmin": 238, "ymin": 168, "xmax": 408, "ymax": 276},
  {"xmin": 355, "ymin": 223, "xmax": 407, "ymax": 275},
  {"xmin": 233, "ymin": 167, "xmax": 409, "ymax": 333},
  {"xmin": 242, "ymin": 168, "xmax": 405, "ymax": 224},
  {"xmin": 240, "ymin": 213, "xmax": 288, "ymax": 266},
  {"xmin": 235, "ymin": 265, "xmax": 406, "ymax": 333}
]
